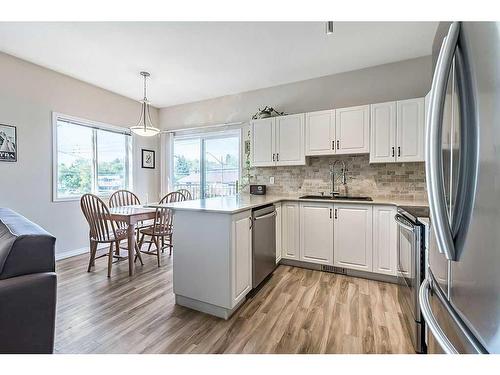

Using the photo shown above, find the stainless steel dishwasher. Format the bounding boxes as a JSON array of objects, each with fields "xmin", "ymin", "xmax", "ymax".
[{"xmin": 251, "ymin": 205, "xmax": 277, "ymax": 288}]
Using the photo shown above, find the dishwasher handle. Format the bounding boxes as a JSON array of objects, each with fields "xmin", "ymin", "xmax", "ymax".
[{"xmin": 253, "ymin": 211, "xmax": 277, "ymax": 221}]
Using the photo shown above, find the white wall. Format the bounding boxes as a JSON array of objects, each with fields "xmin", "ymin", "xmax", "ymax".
[
  {"xmin": 159, "ymin": 56, "xmax": 432, "ymax": 129},
  {"xmin": 0, "ymin": 52, "xmax": 160, "ymax": 258}
]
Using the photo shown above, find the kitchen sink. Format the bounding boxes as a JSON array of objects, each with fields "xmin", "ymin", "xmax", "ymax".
[{"xmin": 299, "ymin": 195, "xmax": 373, "ymax": 201}]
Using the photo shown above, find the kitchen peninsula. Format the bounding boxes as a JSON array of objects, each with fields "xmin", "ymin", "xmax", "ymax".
[{"xmin": 157, "ymin": 194, "xmax": 427, "ymax": 319}]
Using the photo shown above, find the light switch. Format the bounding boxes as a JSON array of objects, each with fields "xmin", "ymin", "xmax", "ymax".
[{"xmin": 269, "ymin": 176, "xmax": 275, "ymax": 185}]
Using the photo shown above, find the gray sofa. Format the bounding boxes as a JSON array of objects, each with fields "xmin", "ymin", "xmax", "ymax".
[{"xmin": 0, "ymin": 208, "xmax": 57, "ymax": 354}]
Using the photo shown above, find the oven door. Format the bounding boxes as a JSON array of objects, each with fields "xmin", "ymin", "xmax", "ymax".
[{"xmin": 396, "ymin": 213, "xmax": 423, "ymax": 351}]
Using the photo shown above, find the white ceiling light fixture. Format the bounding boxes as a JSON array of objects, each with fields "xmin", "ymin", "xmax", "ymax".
[
  {"xmin": 326, "ymin": 21, "xmax": 334, "ymax": 35},
  {"xmin": 130, "ymin": 71, "xmax": 160, "ymax": 137}
]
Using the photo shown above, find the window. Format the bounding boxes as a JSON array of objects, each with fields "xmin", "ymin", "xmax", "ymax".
[
  {"xmin": 53, "ymin": 114, "xmax": 132, "ymax": 201},
  {"xmin": 172, "ymin": 131, "xmax": 240, "ymax": 199}
]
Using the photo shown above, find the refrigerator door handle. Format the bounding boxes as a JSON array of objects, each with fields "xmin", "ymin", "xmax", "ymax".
[
  {"xmin": 426, "ymin": 21, "xmax": 460, "ymax": 261},
  {"xmin": 449, "ymin": 26, "xmax": 480, "ymax": 261},
  {"xmin": 419, "ymin": 278, "xmax": 459, "ymax": 354}
]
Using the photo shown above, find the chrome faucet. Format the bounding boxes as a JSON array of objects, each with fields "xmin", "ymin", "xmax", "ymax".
[{"xmin": 330, "ymin": 160, "xmax": 347, "ymax": 196}]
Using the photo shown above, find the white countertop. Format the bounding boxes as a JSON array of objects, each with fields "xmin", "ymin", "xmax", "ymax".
[{"xmin": 149, "ymin": 194, "xmax": 428, "ymax": 214}]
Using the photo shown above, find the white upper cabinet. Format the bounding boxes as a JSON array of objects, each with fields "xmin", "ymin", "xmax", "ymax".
[
  {"xmin": 305, "ymin": 110, "xmax": 336, "ymax": 156},
  {"xmin": 251, "ymin": 117, "xmax": 275, "ymax": 167},
  {"xmin": 251, "ymin": 114, "xmax": 305, "ymax": 167},
  {"xmin": 372, "ymin": 205, "xmax": 397, "ymax": 276},
  {"xmin": 275, "ymin": 114, "xmax": 305, "ymax": 166},
  {"xmin": 333, "ymin": 204, "xmax": 373, "ymax": 272},
  {"xmin": 370, "ymin": 97, "xmax": 426, "ymax": 163},
  {"xmin": 281, "ymin": 201, "xmax": 300, "ymax": 260},
  {"xmin": 335, "ymin": 105, "xmax": 370, "ymax": 155},
  {"xmin": 397, "ymin": 98, "xmax": 425, "ymax": 162},
  {"xmin": 299, "ymin": 202, "xmax": 334, "ymax": 265},
  {"xmin": 370, "ymin": 101, "xmax": 397, "ymax": 163}
]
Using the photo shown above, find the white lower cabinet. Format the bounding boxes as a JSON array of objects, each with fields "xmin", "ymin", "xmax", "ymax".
[
  {"xmin": 281, "ymin": 201, "xmax": 300, "ymax": 260},
  {"xmin": 333, "ymin": 204, "xmax": 373, "ymax": 272},
  {"xmin": 299, "ymin": 202, "xmax": 334, "ymax": 265},
  {"xmin": 275, "ymin": 202, "xmax": 282, "ymax": 263},
  {"xmin": 372, "ymin": 205, "xmax": 397, "ymax": 276},
  {"xmin": 231, "ymin": 211, "xmax": 252, "ymax": 306}
]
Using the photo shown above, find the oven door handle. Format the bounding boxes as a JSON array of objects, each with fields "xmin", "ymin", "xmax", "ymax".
[{"xmin": 395, "ymin": 214, "xmax": 415, "ymax": 232}]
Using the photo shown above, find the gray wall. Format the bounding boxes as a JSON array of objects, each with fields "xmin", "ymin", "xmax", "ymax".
[
  {"xmin": 159, "ymin": 56, "xmax": 432, "ymax": 129},
  {"xmin": 0, "ymin": 52, "xmax": 160, "ymax": 257}
]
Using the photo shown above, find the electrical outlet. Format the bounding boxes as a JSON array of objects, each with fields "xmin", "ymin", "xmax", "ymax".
[{"xmin": 269, "ymin": 176, "xmax": 275, "ymax": 185}]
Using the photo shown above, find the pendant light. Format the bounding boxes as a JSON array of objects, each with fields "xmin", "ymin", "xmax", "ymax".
[{"xmin": 130, "ymin": 71, "xmax": 160, "ymax": 137}]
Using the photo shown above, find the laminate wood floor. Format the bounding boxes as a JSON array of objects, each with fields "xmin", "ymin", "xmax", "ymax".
[{"xmin": 55, "ymin": 250, "xmax": 414, "ymax": 354}]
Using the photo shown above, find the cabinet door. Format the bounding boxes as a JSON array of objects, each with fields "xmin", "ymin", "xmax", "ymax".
[
  {"xmin": 370, "ymin": 102, "xmax": 396, "ymax": 163},
  {"xmin": 276, "ymin": 114, "xmax": 305, "ymax": 166},
  {"xmin": 281, "ymin": 201, "xmax": 300, "ymax": 260},
  {"xmin": 335, "ymin": 105, "xmax": 370, "ymax": 154},
  {"xmin": 251, "ymin": 117, "xmax": 275, "ymax": 167},
  {"xmin": 275, "ymin": 203, "xmax": 282, "ymax": 264},
  {"xmin": 333, "ymin": 204, "xmax": 373, "ymax": 272},
  {"xmin": 372, "ymin": 205, "xmax": 397, "ymax": 276},
  {"xmin": 232, "ymin": 211, "xmax": 252, "ymax": 305},
  {"xmin": 305, "ymin": 110, "xmax": 335, "ymax": 156},
  {"xmin": 396, "ymin": 98, "xmax": 425, "ymax": 162},
  {"xmin": 300, "ymin": 202, "xmax": 334, "ymax": 265}
]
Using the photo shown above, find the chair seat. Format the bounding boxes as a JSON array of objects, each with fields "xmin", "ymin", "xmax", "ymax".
[
  {"xmin": 140, "ymin": 225, "xmax": 172, "ymax": 236},
  {"xmin": 91, "ymin": 228, "xmax": 128, "ymax": 242}
]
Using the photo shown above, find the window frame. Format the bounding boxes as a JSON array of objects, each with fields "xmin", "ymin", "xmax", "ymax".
[
  {"xmin": 52, "ymin": 112, "xmax": 133, "ymax": 202},
  {"xmin": 171, "ymin": 129, "xmax": 241, "ymax": 199}
]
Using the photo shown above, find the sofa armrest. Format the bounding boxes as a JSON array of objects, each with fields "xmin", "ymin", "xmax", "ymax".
[{"xmin": 0, "ymin": 272, "xmax": 57, "ymax": 354}]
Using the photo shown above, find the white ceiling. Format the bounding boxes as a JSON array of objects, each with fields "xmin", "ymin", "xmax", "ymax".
[{"xmin": 0, "ymin": 22, "xmax": 437, "ymax": 108}]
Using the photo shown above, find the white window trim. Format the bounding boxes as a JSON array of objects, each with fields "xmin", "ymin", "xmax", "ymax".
[
  {"xmin": 171, "ymin": 129, "xmax": 241, "ymax": 198},
  {"xmin": 52, "ymin": 112, "xmax": 133, "ymax": 202}
]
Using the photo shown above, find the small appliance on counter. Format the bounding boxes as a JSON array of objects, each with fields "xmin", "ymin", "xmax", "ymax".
[{"xmin": 250, "ymin": 185, "xmax": 266, "ymax": 195}]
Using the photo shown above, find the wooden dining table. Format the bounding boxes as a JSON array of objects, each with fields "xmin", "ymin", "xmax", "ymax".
[{"xmin": 108, "ymin": 205, "xmax": 157, "ymax": 276}]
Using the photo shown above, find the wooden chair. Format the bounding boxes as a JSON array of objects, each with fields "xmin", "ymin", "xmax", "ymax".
[
  {"xmin": 109, "ymin": 189, "xmax": 141, "ymax": 208},
  {"xmin": 159, "ymin": 191, "xmax": 186, "ymax": 204},
  {"xmin": 136, "ymin": 207, "xmax": 173, "ymax": 266},
  {"xmin": 109, "ymin": 189, "xmax": 146, "ymax": 254},
  {"xmin": 153, "ymin": 191, "xmax": 186, "ymax": 253},
  {"xmin": 176, "ymin": 189, "xmax": 193, "ymax": 200},
  {"xmin": 80, "ymin": 193, "xmax": 143, "ymax": 277}
]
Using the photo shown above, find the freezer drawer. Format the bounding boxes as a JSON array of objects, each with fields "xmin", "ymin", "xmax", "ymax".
[{"xmin": 420, "ymin": 273, "xmax": 485, "ymax": 354}]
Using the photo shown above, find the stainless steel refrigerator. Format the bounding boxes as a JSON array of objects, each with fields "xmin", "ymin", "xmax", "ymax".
[{"xmin": 420, "ymin": 21, "xmax": 500, "ymax": 354}]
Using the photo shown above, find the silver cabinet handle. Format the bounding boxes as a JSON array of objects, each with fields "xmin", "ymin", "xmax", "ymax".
[
  {"xmin": 419, "ymin": 278, "xmax": 459, "ymax": 354},
  {"xmin": 426, "ymin": 22, "xmax": 460, "ymax": 261},
  {"xmin": 249, "ymin": 216, "xmax": 253, "ymax": 230},
  {"xmin": 254, "ymin": 211, "xmax": 277, "ymax": 221}
]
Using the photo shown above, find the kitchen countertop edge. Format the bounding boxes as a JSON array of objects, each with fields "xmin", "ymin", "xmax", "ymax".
[{"xmin": 148, "ymin": 195, "xmax": 428, "ymax": 214}]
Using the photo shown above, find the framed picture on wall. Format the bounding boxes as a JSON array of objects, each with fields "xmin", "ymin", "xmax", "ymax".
[
  {"xmin": 141, "ymin": 149, "xmax": 155, "ymax": 169},
  {"xmin": 0, "ymin": 124, "xmax": 17, "ymax": 162}
]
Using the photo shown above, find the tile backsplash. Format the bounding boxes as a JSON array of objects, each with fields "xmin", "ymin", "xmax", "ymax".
[{"xmin": 250, "ymin": 154, "xmax": 427, "ymax": 201}]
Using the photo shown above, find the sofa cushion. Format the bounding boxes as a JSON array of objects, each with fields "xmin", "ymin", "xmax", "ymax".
[{"xmin": 0, "ymin": 208, "xmax": 56, "ymax": 280}]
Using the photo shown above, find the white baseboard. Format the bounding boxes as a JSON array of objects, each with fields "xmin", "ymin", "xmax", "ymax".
[{"xmin": 55, "ymin": 244, "xmax": 107, "ymax": 261}]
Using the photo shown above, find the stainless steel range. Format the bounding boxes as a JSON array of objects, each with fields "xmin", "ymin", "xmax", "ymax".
[{"xmin": 395, "ymin": 205, "xmax": 429, "ymax": 353}]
